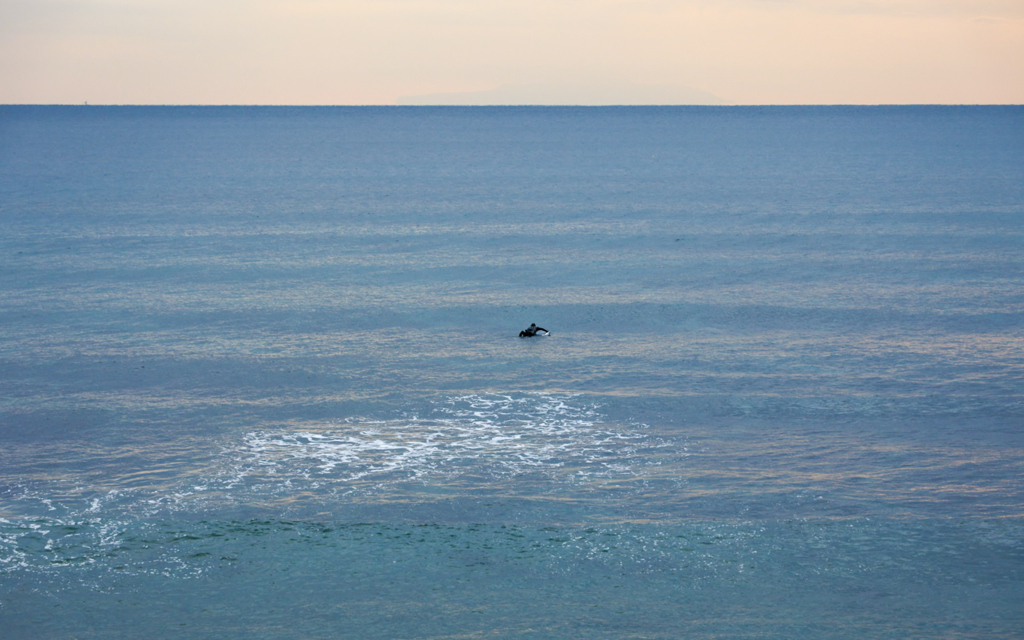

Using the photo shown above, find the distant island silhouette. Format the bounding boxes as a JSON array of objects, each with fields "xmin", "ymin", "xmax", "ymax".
[{"xmin": 396, "ymin": 82, "xmax": 724, "ymax": 106}]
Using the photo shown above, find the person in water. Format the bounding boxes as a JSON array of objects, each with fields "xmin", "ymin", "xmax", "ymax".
[{"xmin": 519, "ymin": 323, "xmax": 549, "ymax": 337}]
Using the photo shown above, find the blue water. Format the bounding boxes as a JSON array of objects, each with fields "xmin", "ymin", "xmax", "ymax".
[{"xmin": 1, "ymin": 105, "xmax": 1023, "ymax": 638}]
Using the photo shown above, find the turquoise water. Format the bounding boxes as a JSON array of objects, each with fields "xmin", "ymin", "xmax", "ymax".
[{"xmin": 1, "ymin": 106, "xmax": 1022, "ymax": 638}]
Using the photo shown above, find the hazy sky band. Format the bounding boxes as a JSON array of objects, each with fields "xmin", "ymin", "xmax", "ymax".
[{"xmin": 2, "ymin": 0, "xmax": 1022, "ymax": 105}]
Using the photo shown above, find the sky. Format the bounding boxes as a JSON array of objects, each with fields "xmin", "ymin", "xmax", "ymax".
[{"xmin": 1, "ymin": 0, "xmax": 1022, "ymax": 105}]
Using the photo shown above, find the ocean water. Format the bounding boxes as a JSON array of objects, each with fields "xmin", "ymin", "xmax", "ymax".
[{"xmin": 1, "ymin": 105, "xmax": 1022, "ymax": 638}]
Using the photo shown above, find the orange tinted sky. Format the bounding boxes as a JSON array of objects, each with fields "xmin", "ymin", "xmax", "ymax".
[{"xmin": 1, "ymin": 0, "xmax": 1021, "ymax": 104}]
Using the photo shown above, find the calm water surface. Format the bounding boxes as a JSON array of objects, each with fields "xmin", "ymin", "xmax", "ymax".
[{"xmin": 1, "ymin": 106, "xmax": 1022, "ymax": 638}]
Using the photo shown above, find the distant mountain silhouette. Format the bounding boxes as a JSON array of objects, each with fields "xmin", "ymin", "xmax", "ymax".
[{"xmin": 396, "ymin": 82, "xmax": 724, "ymax": 106}]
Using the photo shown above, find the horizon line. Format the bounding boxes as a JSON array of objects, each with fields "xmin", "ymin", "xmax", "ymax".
[{"xmin": 3, "ymin": 103, "xmax": 1022, "ymax": 108}]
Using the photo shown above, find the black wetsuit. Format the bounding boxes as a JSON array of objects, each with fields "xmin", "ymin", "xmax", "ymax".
[{"xmin": 519, "ymin": 324, "xmax": 548, "ymax": 337}]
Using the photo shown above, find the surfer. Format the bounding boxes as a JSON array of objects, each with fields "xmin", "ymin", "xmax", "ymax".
[{"xmin": 519, "ymin": 323, "xmax": 549, "ymax": 338}]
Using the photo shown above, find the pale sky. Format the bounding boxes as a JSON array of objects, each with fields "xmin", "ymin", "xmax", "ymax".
[{"xmin": 1, "ymin": 0, "xmax": 1022, "ymax": 105}]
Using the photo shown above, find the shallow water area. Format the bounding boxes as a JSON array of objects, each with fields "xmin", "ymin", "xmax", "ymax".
[
  {"xmin": 3, "ymin": 516, "xmax": 1022, "ymax": 639},
  {"xmin": 3, "ymin": 391, "xmax": 1022, "ymax": 639}
]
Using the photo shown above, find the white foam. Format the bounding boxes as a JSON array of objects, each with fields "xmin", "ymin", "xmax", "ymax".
[{"xmin": 218, "ymin": 393, "xmax": 663, "ymax": 496}]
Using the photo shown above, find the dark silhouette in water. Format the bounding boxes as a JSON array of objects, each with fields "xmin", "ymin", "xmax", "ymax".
[{"xmin": 519, "ymin": 323, "xmax": 549, "ymax": 338}]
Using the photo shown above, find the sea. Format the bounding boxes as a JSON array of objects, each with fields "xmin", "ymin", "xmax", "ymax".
[{"xmin": 1, "ymin": 105, "xmax": 1022, "ymax": 639}]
